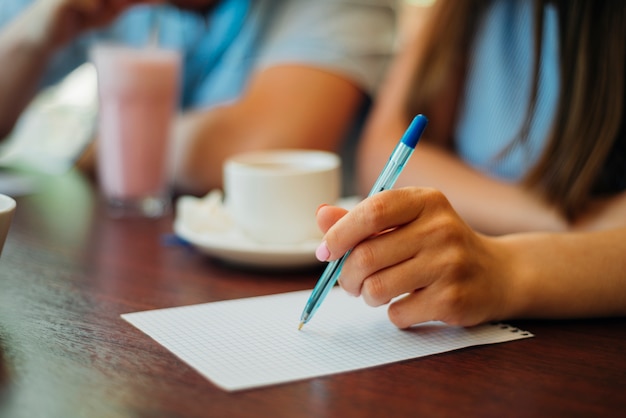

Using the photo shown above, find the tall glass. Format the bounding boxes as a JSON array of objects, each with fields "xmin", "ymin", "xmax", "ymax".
[
  {"xmin": 91, "ymin": 44, "xmax": 181, "ymax": 218},
  {"xmin": 0, "ymin": 194, "xmax": 16, "ymax": 256}
]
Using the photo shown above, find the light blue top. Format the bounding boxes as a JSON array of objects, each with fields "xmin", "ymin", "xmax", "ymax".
[
  {"xmin": 454, "ymin": 0, "xmax": 560, "ymax": 181},
  {"xmin": 0, "ymin": 0, "xmax": 395, "ymax": 110}
]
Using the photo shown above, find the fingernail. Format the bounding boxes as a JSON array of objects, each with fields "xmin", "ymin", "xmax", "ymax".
[
  {"xmin": 315, "ymin": 241, "xmax": 330, "ymax": 261},
  {"xmin": 316, "ymin": 203, "xmax": 328, "ymax": 215}
]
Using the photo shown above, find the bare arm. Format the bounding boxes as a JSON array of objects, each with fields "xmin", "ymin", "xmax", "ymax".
[{"xmin": 170, "ymin": 64, "xmax": 365, "ymax": 194}]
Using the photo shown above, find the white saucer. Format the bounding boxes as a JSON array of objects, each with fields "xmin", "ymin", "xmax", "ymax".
[
  {"xmin": 174, "ymin": 220, "xmax": 321, "ymax": 269},
  {"xmin": 173, "ymin": 191, "xmax": 359, "ymax": 269}
]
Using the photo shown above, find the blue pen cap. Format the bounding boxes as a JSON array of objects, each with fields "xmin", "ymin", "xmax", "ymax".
[{"xmin": 400, "ymin": 114, "xmax": 428, "ymax": 149}]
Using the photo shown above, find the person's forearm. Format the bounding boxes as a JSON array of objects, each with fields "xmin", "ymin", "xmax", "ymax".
[
  {"xmin": 572, "ymin": 191, "xmax": 626, "ymax": 232},
  {"xmin": 499, "ymin": 227, "xmax": 626, "ymax": 319},
  {"xmin": 358, "ymin": 126, "xmax": 567, "ymax": 235},
  {"xmin": 0, "ymin": 2, "xmax": 57, "ymax": 138},
  {"xmin": 404, "ymin": 142, "xmax": 566, "ymax": 234},
  {"xmin": 170, "ymin": 65, "xmax": 363, "ymax": 194},
  {"xmin": 171, "ymin": 105, "xmax": 256, "ymax": 193},
  {"xmin": 171, "ymin": 100, "xmax": 352, "ymax": 194}
]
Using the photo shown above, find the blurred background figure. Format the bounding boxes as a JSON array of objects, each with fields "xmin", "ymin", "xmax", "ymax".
[
  {"xmin": 359, "ymin": 0, "xmax": 626, "ymax": 234},
  {"xmin": 0, "ymin": 0, "xmax": 396, "ymax": 195}
]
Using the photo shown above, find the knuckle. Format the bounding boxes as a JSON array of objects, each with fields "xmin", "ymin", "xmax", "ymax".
[
  {"xmin": 439, "ymin": 284, "xmax": 464, "ymax": 310},
  {"xmin": 421, "ymin": 187, "xmax": 449, "ymax": 208},
  {"xmin": 361, "ymin": 273, "xmax": 388, "ymax": 306},
  {"xmin": 435, "ymin": 285, "xmax": 469, "ymax": 326},
  {"xmin": 358, "ymin": 194, "xmax": 388, "ymax": 230},
  {"xmin": 349, "ymin": 243, "xmax": 376, "ymax": 271},
  {"xmin": 441, "ymin": 244, "xmax": 473, "ymax": 279},
  {"xmin": 337, "ymin": 277, "xmax": 358, "ymax": 297},
  {"xmin": 430, "ymin": 213, "xmax": 462, "ymax": 241}
]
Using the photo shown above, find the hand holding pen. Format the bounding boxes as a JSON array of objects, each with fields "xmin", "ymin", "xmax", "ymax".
[{"xmin": 299, "ymin": 115, "xmax": 428, "ymax": 329}]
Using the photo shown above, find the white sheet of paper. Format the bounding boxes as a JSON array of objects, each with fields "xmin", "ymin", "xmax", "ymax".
[{"xmin": 122, "ymin": 289, "xmax": 533, "ymax": 391}]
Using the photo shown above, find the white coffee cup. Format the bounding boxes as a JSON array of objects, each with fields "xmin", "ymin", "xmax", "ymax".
[
  {"xmin": 223, "ymin": 149, "xmax": 341, "ymax": 245},
  {"xmin": 0, "ymin": 194, "xmax": 16, "ymax": 256}
]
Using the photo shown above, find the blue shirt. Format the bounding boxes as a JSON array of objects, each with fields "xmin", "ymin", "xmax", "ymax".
[
  {"xmin": 1, "ymin": 0, "xmax": 395, "ymax": 110},
  {"xmin": 454, "ymin": 0, "xmax": 560, "ymax": 181}
]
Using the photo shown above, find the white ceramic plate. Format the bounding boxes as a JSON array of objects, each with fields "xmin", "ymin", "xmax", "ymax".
[{"xmin": 173, "ymin": 192, "xmax": 359, "ymax": 269}]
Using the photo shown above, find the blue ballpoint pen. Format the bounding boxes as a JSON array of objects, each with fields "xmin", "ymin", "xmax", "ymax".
[{"xmin": 298, "ymin": 114, "xmax": 428, "ymax": 330}]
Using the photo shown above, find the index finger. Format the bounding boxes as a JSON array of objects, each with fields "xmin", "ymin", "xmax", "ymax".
[{"xmin": 321, "ymin": 188, "xmax": 429, "ymax": 261}]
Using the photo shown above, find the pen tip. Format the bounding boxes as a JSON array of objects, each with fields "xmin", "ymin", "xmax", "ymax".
[{"xmin": 298, "ymin": 321, "xmax": 304, "ymax": 331}]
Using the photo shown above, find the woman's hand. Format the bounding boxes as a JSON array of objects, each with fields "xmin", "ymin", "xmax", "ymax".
[{"xmin": 316, "ymin": 187, "xmax": 515, "ymax": 328}]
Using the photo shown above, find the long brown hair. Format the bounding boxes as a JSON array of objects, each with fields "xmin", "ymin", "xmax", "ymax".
[{"xmin": 407, "ymin": 0, "xmax": 626, "ymax": 220}]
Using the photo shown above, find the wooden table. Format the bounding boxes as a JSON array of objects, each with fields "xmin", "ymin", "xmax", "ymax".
[{"xmin": 1, "ymin": 171, "xmax": 625, "ymax": 418}]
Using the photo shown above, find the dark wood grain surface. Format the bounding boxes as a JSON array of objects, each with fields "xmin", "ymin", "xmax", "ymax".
[{"xmin": 1, "ymin": 171, "xmax": 625, "ymax": 418}]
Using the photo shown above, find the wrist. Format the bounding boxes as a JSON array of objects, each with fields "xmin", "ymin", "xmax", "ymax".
[{"xmin": 490, "ymin": 234, "xmax": 537, "ymax": 320}]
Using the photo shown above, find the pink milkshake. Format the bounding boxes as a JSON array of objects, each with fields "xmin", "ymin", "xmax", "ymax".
[{"xmin": 92, "ymin": 44, "xmax": 181, "ymax": 218}]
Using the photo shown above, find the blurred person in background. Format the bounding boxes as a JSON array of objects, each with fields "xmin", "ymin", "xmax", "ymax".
[{"xmin": 0, "ymin": 0, "xmax": 395, "ymax": 194}]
